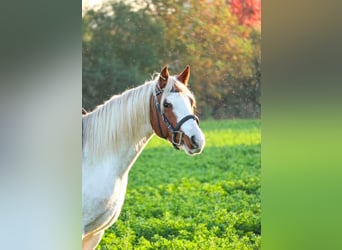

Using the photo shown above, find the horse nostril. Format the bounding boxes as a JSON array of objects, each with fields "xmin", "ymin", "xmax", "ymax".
[{"xmin": 190, "ymin": 136, "xmax": 199, "ymax": 149}]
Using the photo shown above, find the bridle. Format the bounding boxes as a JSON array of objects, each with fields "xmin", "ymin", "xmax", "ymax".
[{"xmin": 152, "ymin": 87, "xmax": 199, "ymax": 150}]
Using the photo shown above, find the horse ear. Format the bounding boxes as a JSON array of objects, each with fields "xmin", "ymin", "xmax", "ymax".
[
  {"xmin": 159, "ymin": 66, "xmax": 169, "ymax": 89},
  {"xmin": 177, "ymin": 65, "xmax": 190, "ymax": 86}
]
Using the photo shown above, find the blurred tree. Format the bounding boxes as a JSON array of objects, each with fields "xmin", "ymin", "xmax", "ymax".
[
  {"xmin": 82, "ymin": 0, "xmax": 261, "ymax": 118},
  {"xmin": 230, "ymin": 0, "xmax": 261, "ymax": 29},
  {"xmin": 82, "ymin": 2, "xmax": 165, "ymax": 110},
  {"xmin": 146, "ymin": 0, "xmax": 260, "ymax": 118}
]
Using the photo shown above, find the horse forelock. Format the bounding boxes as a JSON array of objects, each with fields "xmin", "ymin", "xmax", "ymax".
[{"xmin": 159, "ymin": 76, "xmax": 196, "ymax": 111}]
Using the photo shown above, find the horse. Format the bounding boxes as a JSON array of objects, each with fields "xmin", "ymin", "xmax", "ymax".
[{"xmin": 82, "ymin": 65, "xmax": 205, "ymax": 249}]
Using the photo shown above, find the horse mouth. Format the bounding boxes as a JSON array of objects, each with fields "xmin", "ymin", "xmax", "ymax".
[{"xmin": 183, "ymin": 144, "xmax": 204, "ymax": 156}]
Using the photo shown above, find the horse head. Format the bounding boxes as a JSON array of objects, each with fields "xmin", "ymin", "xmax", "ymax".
[{"xmin": 150, "ymin": 65, "xmax": 205, "ymax": 155}]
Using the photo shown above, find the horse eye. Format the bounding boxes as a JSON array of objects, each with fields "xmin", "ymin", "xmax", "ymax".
[{"xmin": 163, "ymin": 102, "xmax": 171, "ymax": 108}]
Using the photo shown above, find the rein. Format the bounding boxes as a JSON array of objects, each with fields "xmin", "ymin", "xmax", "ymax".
[{"xmin": 153, "ymin": 88, "xmax": 199, "ymax": 150}]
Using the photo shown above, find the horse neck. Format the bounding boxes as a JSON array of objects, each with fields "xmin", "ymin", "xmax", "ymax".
[{"xmin": 83, "ymin": 82, "xmax": 155, "ymax": 162}]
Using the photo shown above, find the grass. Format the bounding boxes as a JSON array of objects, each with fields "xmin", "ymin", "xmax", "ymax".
[{"xmin": 97, "ymin": 119, "xmax": 261, "ymax": 249}]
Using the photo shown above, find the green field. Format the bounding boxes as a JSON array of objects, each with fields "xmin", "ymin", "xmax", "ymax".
[{"xmin": 98, "ymin": 119, "xmax": 261, "ymax": 249}]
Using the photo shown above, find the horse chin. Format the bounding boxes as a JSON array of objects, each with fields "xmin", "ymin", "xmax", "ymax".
[{"xmin": 182, "ymin": 144, "xmax": 203, "ymax": 156}]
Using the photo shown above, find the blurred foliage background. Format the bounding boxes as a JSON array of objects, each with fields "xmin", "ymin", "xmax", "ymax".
[{"xmin": 83, "ymin": 0, "xmax": 261, "ymax": 119}]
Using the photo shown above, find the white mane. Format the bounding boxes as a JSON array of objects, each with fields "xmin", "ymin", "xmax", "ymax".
[{"xmin": 82, "ymin": 74, "xmax": 193, "ymax": 161}]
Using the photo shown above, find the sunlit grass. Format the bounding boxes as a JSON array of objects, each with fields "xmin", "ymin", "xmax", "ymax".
[{"xmin": 98, "ymin": 119, "xmax": 261, "ymax": 250}]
